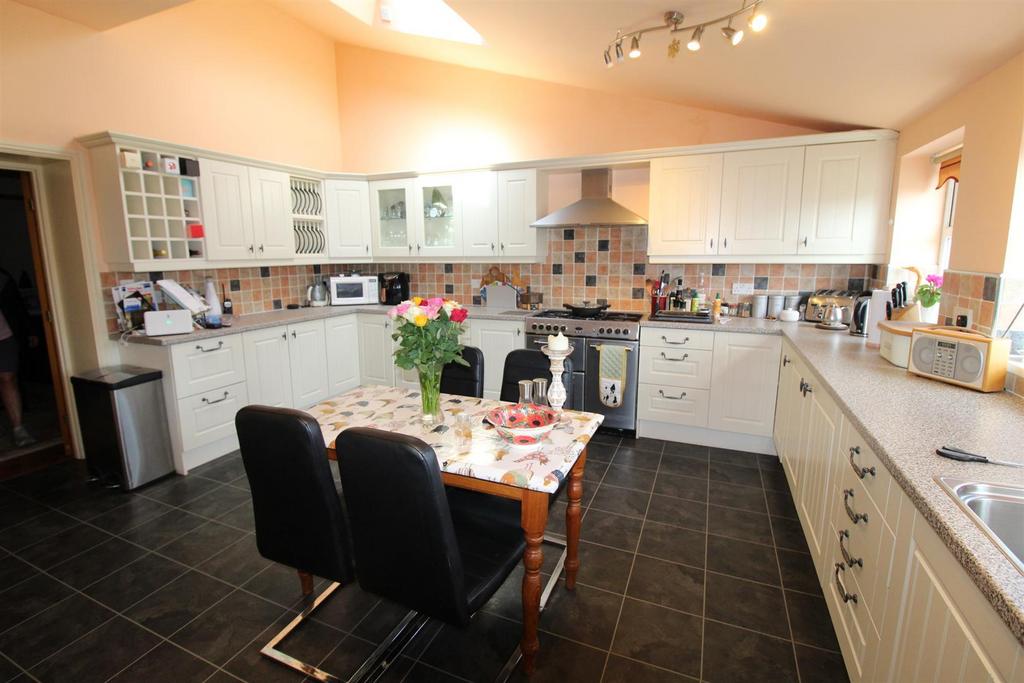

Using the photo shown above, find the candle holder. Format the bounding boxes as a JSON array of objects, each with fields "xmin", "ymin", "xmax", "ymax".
[{"xmin": 541, "ymin": 344, "xmax": 574, "ymax": 412}]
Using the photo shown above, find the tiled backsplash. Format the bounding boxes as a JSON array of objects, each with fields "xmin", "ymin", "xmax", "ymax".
[
  {"xmin": 102, "ymin": 227, "xmax": 882, "ymax": 333},
  {"xmin": 937, "ymin": 270, "xmax": 1001, "ymax": 336}
]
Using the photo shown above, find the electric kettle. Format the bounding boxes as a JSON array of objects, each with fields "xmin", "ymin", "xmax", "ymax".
[{"xmin": 307, "ymin": 280, "xmax": 329, "ymax": 307}]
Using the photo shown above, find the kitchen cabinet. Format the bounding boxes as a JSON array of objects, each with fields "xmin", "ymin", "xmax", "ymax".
[
  {"xmin": 462, "ymin": 171, "xmax": 500, "ymax": 258},
  {"xmin": 470, "ymin": 319, "xmax": 525, "ymax": 400},
  {"xmin": 648, "ymin": 154, "xmax": 723, "ymax": 257},
  {"xmin": 798, "ymin": 141, "xmax": 893, "ymax": 257},
  {"xmin": 717, "ymin": 147, "xmax": 804, "ymax": 256},
  {"xmin": 496, "ymin": 169, "xmax": 539, "ymax": 259},
  {"xmin": 325, "ymin": 315, "xmax": 361, "ymax": 395},
  {"xmin": 707, "ymin": 332, "xmax": 781, "ymax": 437},
  {"xmin": 325, "ymin": 179, "xmax": 372, "ymax": 259},
  {"xmin": 170, "ymin": 336, "xmax": 246, "ymax": 399},
  {"xmin": 242, "ymin": 326, "xmax": 293, "ymax": 408},
  {"xmin": 370, "ymin": 178, "xmax": 416, "ymax": 259},
  {"xmin": 772, "ymin": 349, "xmax": 804, "ymax": 484},
  {"xmin": 178, "ymin": 382, "xmax": 249, "ymax": 453},
  {"xmin": 357, "ymin": 314, "xmax": 396, "ymax": 387},
  {"xmin": 417, "ymin": 173, "xmax": 463, "ymax": 258},
  {"xmin": 794, "ymin": 373, "xmax": 839, "ymax": 565},
  {"xmin": 200, "ymin": 159, "xmax": 293, "ymax": 261},
  {"xmin": 288, "ymin": 320, "xmax": 330, "ymax": 408}
]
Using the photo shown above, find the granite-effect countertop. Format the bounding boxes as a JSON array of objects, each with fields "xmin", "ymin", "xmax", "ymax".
[{"xmin": 121, "ymin": 304, "xmax": 533, "ymax": 346}]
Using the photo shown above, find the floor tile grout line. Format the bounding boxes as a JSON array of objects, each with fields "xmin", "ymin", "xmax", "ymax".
[
  {"xmin": 597, "ymin": 441, "xmax": 659, "ymax": 682},
  {"xmin": 0, "ymin": 643, "xmax": 33, "ymax": 681},
  {"xmin": 698, "ymin": 447, "xmax": 711, "ymax": 682},
  {"xmin": 761, "ymin": 469, "xmax": 803, "ymax": 683}
]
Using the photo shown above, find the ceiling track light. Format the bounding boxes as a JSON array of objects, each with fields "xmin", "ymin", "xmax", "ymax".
[{"xmin": 601, "ymin": 1, "xmax": 767, "ymax": 66}]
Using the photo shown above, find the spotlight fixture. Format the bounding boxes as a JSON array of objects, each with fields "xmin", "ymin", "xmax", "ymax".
[
  {"xmin": 601, "ymin": 1, "xmax": 767, "ymax": 67},
  {"xmin": 629, "ymin": 34, "xmax": 642, "ymax": 59},
  {"xmin": 686, "ymin": 25, "xmax": 703, "ymax": 51}
]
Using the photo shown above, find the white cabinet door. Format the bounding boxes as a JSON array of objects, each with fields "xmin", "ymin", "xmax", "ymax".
[
  {"xmin": 496, "ymin": 169, "xmax": 538, "ymax": 258},
  {"xmin": 357, "ymin": 314, "xmax": 395, "ymax": 387},
  {"xmin": 287, "ymin": 320, "xmax": 329, "ymax": 408},
  {"xmin": 325, "ymin": 179, "xmax": 372, "ymax": 259},
  {"xmin": 471, "ymin": 320, "xmax": 525, "ymax": 400},
  {"xmin": 708, "ymin": 332, "xmax": 781, "ymax": 436},
  {"xmin": 199, "ymin": 158, "xmax": 254, "ymax": 260},
  {"xmin": 718, "ymin": 147, "xmax": 803, "ymax": 255},
  {"xmin": 370, "ymin": 178, "xmax": 416, "ymax": 259},
  {"xmin": 325, "ymin": 315, "xmax": 361, "ymax": 396},
  {"xmin": 773, "ymin": 347, "xmax": 803, "ymax": 476},
  {"xmin": 462, "ymin": 171, "xmax": 500, "ymax": 259},
  {"xmin": 242, "ymin": 326, "xmax": 293, "ymax": 408},
  {"xmin": 648, "ymin": 154, "xmax": 723, "ymax": 257},
  {"xmin": 248, "ymin": 167, "xmax": 293, "ymax": 260},
  {"xmin": 417, "ymin": 173, "xmax": 463, "ymax": 258},
  {"xmin": 798, "ymin": 141, "xmax": 892, "ymax": 256},
  {"xmin": 796, "ymin": 377, "xmax": 839, "ymax": 565}
]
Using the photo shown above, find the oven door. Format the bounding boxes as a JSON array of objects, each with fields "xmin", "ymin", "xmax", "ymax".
[
  {"xmin": 584, "ymin": 339, "xmax": 639, "ymax": 431},
  {"xmin": 525, "ymin": 334, "xmax": 584, "ymax": 411}
]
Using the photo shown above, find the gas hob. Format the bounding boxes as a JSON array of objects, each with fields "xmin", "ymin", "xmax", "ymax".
[{"xmin": 525, "ymin": 310, "xmax": 642, "ymax": 341}]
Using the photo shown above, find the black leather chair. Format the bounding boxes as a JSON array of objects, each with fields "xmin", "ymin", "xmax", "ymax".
[
  {"xmin": 499, "ymin": 348, "xmax": 574, "ymax": 408},
  {"xmin": 337, "ymin": 427, "xmax": 527, "ymax": 628},
  {"xmin": 440, "ymin": 345, "xmax": 484, "ymax": 399}
]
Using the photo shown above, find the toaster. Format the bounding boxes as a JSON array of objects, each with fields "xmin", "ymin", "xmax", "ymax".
[{"xmin": 804, "ymin": 289, "xmax": 862, "ymax": 325}]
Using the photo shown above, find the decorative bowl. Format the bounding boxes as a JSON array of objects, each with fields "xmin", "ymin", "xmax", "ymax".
[{"xmin": 485, "ymin": 404, "xmax": 558, "ymax": 446}]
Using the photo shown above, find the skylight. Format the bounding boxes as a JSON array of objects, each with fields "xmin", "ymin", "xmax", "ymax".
[{"xmin": 331, "ymin": 0, "xmax": 484, "ymax": 45}]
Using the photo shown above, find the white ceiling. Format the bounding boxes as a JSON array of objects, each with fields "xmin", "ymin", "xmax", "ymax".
[
  {"xmin": 11, "ymin": 0, "xmax": 190, "ymax": 29},
  {"xmin": 272, "ymin": 0, "xmax": 1024, "ymax": 130}
]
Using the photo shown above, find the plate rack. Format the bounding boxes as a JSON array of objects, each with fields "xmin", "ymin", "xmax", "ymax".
[
  {"xmin": 291, "ymin": 176, "xmax": 326, "ymax": 256},
  {"xmin": 120, "ymin": 147, "xmax": 205, "ymax": 262}
]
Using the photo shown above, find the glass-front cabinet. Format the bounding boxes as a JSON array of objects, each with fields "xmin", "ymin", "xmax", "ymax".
[
  {"xmin": 369, "ymin": 178, "xmax": 415, "ymax": 258},
  {"xmin": 417, "ymin": 173, "xmax": 462, "ymax": 258}
]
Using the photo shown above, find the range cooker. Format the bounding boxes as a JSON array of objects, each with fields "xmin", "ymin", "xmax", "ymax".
[{"xmin": 524, "ymin": 309, "xmax": 641, "ymax": 433}]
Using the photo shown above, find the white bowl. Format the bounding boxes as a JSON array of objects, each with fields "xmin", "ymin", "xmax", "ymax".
[{"xmin": 778, "ymin": 309, "xmax": 800, "ymax": 322}]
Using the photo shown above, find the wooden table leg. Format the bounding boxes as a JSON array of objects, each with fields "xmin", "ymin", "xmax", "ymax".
[
  {"xmin": 520, "ymin": 489, "xmax": 549, "ymax": 676},
  {"xmin": 565, "ymin": 447, "xmax": 587, "ymax": 590}
]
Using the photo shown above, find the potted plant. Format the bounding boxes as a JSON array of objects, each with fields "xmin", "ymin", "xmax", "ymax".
[
  {"xmin": 387, "ymin": 297, "xmax": 469, "ymax": 424},
  {"xmin": 916, "ymin": 274, "xmax": 943, "ymax": 323}
]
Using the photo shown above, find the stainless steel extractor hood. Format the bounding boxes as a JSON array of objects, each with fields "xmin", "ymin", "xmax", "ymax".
[{"xmin": 531, "ymin": 168, "xmax": 647, "ymax": 229}]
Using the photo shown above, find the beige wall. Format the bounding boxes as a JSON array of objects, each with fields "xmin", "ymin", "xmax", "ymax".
[
  {"xmin": 0, "ymin": 0, "xmax": 343, "ymax": 169},
  {"xmin": 892, "ymin": 51, "xmax": 1024, "ymax": 275},
  {"xmin": 334, "ymin": 44, "xmax": 822, "ymax": 174}
]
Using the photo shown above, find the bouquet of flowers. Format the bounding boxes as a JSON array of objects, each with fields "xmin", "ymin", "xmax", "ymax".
[
  {"xmin": 387, "ymin": 297, "xmax": 470, "ymax": 423},
  {"xmin": 916, "ymin": 274, "xmax": 943, "ymax": 309}
]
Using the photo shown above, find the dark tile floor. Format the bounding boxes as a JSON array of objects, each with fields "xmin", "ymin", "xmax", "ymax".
[{"xmin": 0, "ymin": 436, "xmax": 849, "ymax": 682}]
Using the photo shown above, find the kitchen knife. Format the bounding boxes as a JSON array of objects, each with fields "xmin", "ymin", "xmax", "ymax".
[
  {"xmin": 936, "ymin": 447, "xmax": 1024, "ymax": 469},
  {"xmin": 892, "ymin": 287, "xmax": 899, "ymax": 311}
]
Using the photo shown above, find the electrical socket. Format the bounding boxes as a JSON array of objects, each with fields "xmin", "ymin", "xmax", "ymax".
[
  {"xmin": 954, "ymin": 307, "xmax": 972, "ymax": 328},
  {"xmin": 732, "ymin": 283, "xmax": 754, "ymax": 295}
]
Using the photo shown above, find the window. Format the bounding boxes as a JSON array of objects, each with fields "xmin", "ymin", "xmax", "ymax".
[{"xmin": 938, "ymin": 179, "xmax": 957, "ymax": 271}]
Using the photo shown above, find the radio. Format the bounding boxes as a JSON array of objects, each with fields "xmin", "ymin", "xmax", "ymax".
[{"xmin": 907, "ymin": 327, "xmax": 1010, "ymax": 392}]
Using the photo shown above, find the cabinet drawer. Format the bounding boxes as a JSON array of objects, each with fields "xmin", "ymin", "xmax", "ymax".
[
  {"xmin": 639, "ymin": 348, "xmax": 713, "ymax": 389},
  {"xmin": 170, "ymin": 336, "xmax": 246, "ymax": 398},
  {"xmin": 826, "ymin": 521, "xmax": 880, "ymax": 682},
  {"xmin": 841, "ymin": 419, "xmax": 894, "ymax": 523},
  {"xmin": 178, "ymin": 381, "xmax": 248, "ymax": 452},
  {"xmin": 637, "ymin": 383, "xmax": 709, "ymax": 427},
  {"xmin": 640, "ymin": 327, "xmax": 715, "ymax": 351}
]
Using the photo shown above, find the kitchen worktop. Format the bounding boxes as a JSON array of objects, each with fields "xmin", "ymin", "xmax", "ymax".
[{"xmin": 121, "ymin": 304, "xmax": 532, "ymax": 346}]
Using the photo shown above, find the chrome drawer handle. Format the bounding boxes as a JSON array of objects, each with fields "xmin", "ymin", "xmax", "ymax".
[
  {"xmin": 843, "ymin": 488, "xmax": 868, "ymax": 525},
  {"xmin": 783, "ymin": 355, "xmax": 791, "ymax": 366},
  {"xmin": 658, "ymin": 389, "xmax": 686, "ymax": 400},
  {"xmin": 834, "ymin": 563, "xmax": 858, "ymax": 603},
  {"xmin": 849, "ymin": 446, "xmax": 875, "ymax": 479},
  {"xmin": 202, "ymin": 391, "xmax": 229, "ymax": 405},
  {"xmin": 661, "ymin": 335, "xmax": 690, "ymax": 345},
  {"xmin": 196, "ymin": 341, "xmax": 224, "ymax": 353},
  {"xmin": 838, "ymin": 529, "xmax": 863, "ymax": 568},
  {"xmin": 660, "ymin": 352, "xmax": 688, "ymax": 361}
]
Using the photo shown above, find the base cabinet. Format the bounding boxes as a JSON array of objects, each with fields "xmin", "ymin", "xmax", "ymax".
[
  {"xmin": 288, "ymin": 320, "xmax": 330, "ymax": 408},
  {"xmin": 707, "ymin": 333, "xmax": 781, "ymax": 436},
  {"xmin": 357, "ymin": 314, "xmax": 396, "ymax": 387},
  {"xmin": 325, "ymin": 316, "xmax": 361, "ymax": 395},
  {"xmin": 470, "ymin": 320, "xmax": 524, "ymax": 400},
  {"xmin": 242, "ymin": 327, "xmax": 293, "ymax": 408}
]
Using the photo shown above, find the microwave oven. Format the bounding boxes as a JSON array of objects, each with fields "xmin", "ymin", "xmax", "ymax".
[{"xmin": 328, "ymin": 275, "xmax": 378, "ymax": 306}]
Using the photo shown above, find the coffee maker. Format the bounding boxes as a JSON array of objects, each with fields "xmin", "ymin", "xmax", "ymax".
[{"xmin": 379, "ymin": 272, "xmax": 410, "ymax": 305}]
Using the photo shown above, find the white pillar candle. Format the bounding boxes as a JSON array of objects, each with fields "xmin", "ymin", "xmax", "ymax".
[{"xmin": 547, "ymin": 330, "xmax": 569, "ymax": 351}]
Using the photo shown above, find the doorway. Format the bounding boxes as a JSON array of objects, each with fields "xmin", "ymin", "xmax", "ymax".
[{"xmin": 0, "ymin": 170, "xmax": 71, "ymax": 478}]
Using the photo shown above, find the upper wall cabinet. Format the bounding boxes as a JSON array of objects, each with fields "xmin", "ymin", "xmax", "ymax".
[
  {"xmin": 417, "ymin": 173, "xmax": 463, "ymax": 258},
  {"xmin": 325, "ymin": 179, "xmax": 372, "ymax": 259},
  {"xmin": 462, "ymin": 170, "xmax": 500, "ymax": 258},
  {"xmin": 200, "ymin": 159, "xmax": 294, "ymax": 261},
  {"xmin": 798, "ymin": 141, "xmax": 894, "ymax": 257},
  {"xmin": 497, "ymin": 169, "xmax": 541, "ymax": 259},
  {"xmin": 648, "ymin": 154, "xmax": 723, "ymax": 257},
  {"xmin": 369, "ymin": 178, "xmax": 416, "ymax": 259},
  {"xmin": 718, "ymin": 147, "xmax": 804, "ymax": 256}
]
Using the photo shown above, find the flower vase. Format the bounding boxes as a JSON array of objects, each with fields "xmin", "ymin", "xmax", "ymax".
[
  {"xmin": 418, "ymin": 366, "xmax": 444, "ymax": 426},
  {"xmin": 921, "ymin": 303, "xmax": 940, "ymax": 324}
]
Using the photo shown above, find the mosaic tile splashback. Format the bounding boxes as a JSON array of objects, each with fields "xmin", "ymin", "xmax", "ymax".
[{"xmin": 102, "ymin": 227, "xmax": 882, "ymax": 333}]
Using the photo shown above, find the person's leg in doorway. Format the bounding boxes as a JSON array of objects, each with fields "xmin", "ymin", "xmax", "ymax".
[{"xmin": 0, "ymin": 337, "xmax": 34, "ymax": 448}]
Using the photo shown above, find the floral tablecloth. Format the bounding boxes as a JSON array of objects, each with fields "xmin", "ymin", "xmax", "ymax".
[{"xmin": 309, "ymin": 385, "xmax": 605, "ymax": 493}]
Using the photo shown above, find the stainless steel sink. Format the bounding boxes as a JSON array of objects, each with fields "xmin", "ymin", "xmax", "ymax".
[{"xmin": 937, "ymin": 477, "xmax": 1024, "ymax": 576}]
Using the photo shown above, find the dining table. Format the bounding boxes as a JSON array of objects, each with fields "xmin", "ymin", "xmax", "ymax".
[{"xmin": 309, "ymin": 384, "xmax": 605, "ymax": 675}]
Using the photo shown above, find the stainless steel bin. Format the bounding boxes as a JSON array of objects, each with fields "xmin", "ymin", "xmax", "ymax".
[{"xmin": 71, "ymin": 365, "xmax": 174, "ymax": 490}]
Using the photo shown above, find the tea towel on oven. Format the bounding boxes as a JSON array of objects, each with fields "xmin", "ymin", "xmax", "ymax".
[{"xmin": 596, "ymin": 344, "xmax": 628, "ymax": 408}]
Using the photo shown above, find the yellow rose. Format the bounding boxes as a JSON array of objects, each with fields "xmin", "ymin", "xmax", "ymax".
[
  {"xmin": 412, "ymin": 296, "xmax": 423, "ymax": 305},
  {"xmin": 414, "ymin": 314, "xmax": 428, "ymax": 327}
]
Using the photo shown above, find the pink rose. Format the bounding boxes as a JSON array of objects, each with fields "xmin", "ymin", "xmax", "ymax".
[
  {"xmin": 427, "ymin": 297, "xmax": 444, "ymax": 308},
  {"xmin": 395, "ymin": 302, "xmax": 411, "ymax": 315},
  {"xmin": 450, "ymin": 308, "xmax": 468, "ymax": 323}
]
